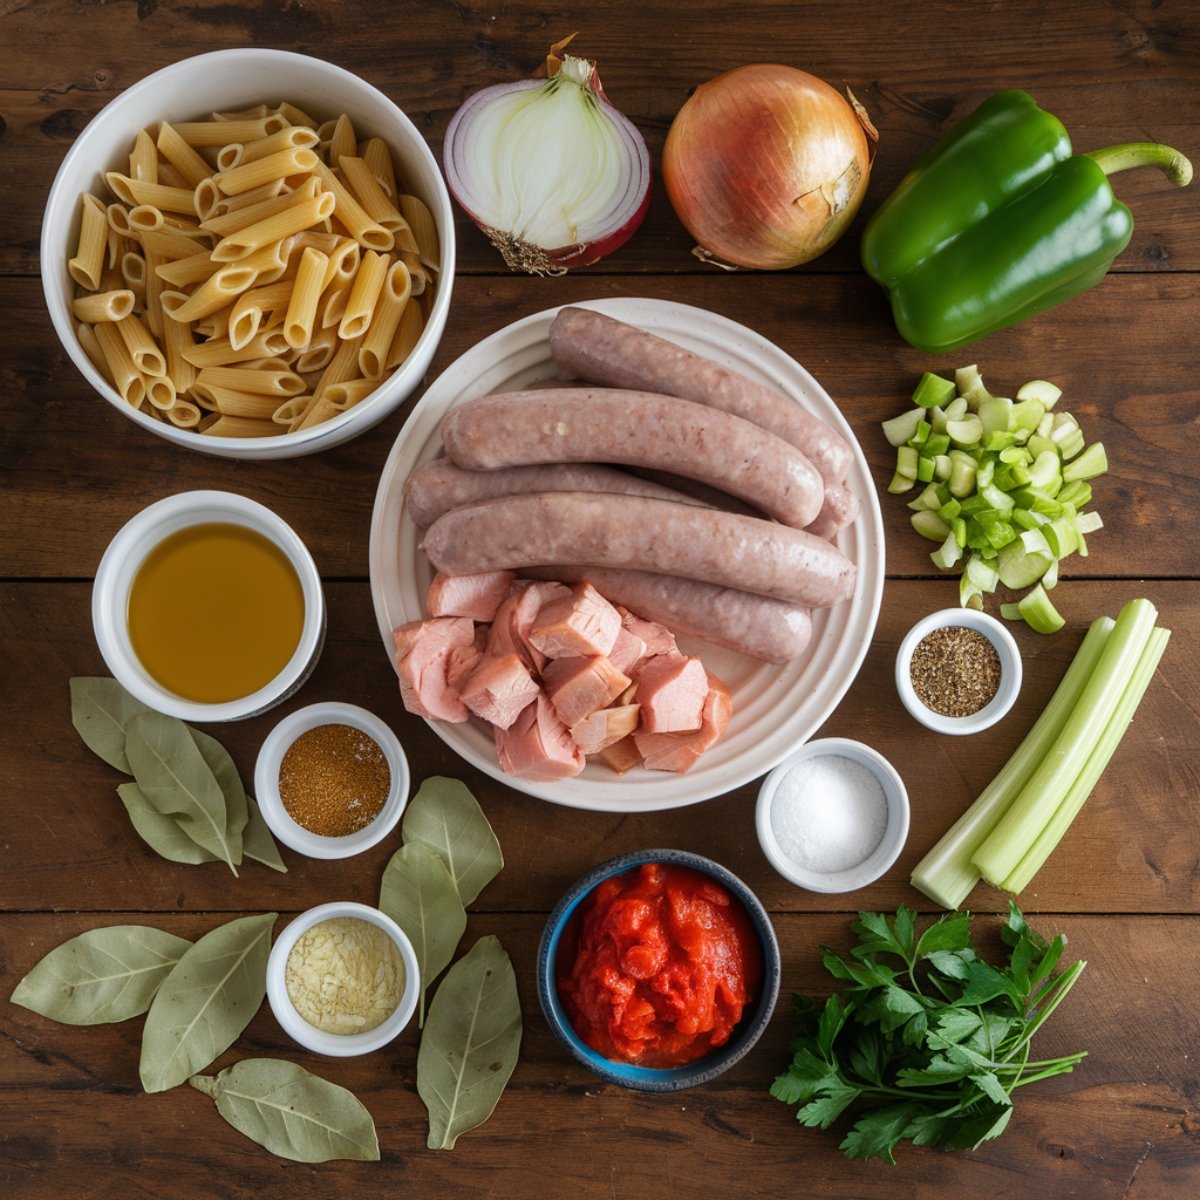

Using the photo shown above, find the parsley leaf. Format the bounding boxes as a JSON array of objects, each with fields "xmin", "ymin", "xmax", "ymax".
[{"xmin": 772, "ymin": 905, "xmax": 1087, "ymax": 1163}]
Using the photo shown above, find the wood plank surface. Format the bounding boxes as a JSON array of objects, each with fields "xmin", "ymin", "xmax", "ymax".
[{"xmin": 2, "ymin": 0, "xmax": 1198, "ymax": 1197}]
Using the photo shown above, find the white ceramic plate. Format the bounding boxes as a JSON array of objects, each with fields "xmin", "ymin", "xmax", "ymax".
[{"xmin": 368, "ymin": 297, "xmax": 884, "ymax": 812}]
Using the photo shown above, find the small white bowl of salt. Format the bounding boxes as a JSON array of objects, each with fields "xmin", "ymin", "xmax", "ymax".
[{"xmin": 755, "ymin": 738, "xmax": 910, "ymax": 894}]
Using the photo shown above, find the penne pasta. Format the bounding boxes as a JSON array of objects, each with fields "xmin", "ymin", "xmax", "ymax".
[
  {"xmin": 72, "ymin": 289, "xmax": 136, "ymax": 323},
  {"xmin": 121, "ymin": 250, "xmax": 147, "ymax": 296},
  {"xmin": 238, "ymin": 126, "xmax": 320, "ymax": 167},
  {"xmin": 77, "ymin": 321, "xmax": 114, "ymax": 383},
  {"xmin": 323, "ymin": 376, "xmax": 377, "ymax": 411},
  {"xmin": 138, "ymin": 225, "xmax": 209, "ymax": 261},
  {"xmin": 401, "ymin": 249, "xmax": 432, "ymax": 298},
  {"xmin": 181, "ymin": 327, "xmax": 291, "ymax": 368},
  {"xmin": 104, "ymin": 174, "xmax": 199, "ymax": 215},
  {"xmin": 201, "ymin": 176, "xmax": 319, "ymax": 237},
  {"xmin": 284, "ymin": 247, "xmax": 329, "ymax": 349},
  {"xmin": 199, "ymin": 414, "xmax": 284, "ymax": 438},
  {"xmin": 92, "ymin": 321, "xmax": 146, "ymax": 407},
  {"xmin": 161, "ymin": 302, "xmax": 197, "ymax": 395},
  {"xmin": 160, "ymin": 264, "xmax": 250, "ymax": 323},
  {"xmin": 69, "ymin": 194, "xmax": 110, "ymax": 290},
  {"xmin": 271, "ymin": 395, "xmax": 314, "ymax": 426},
  {"xmin": 192, "ymin": 382, "xmax": 285, "ymax": 418},
  {"xmin": 386, "ymin": 298, "xmax": 425, "ymax": 370},
  {"xmin": 67, "ymin": 102, "xmax": 436, "ymax": 440},
  {"xmin": 165, "ymin": 396, "xmax": 203, "ymax": 427},
  {"xmin": 155, "ymin": 249, "xmax": 218, "ymax": 288},
  {"xmin": 213, "ymin": 146, "xmax": 319, "ymax": 197},
  {"xmin": 359, "ymin": 259, "xmax": 411, "ymax": 378},
  {"xmin": 311, "ymin": 159, "xmax": 393, "ymax": 251},
  {"xmin": 274, "ymin": 101, "xmax": 318, "ymax": 129},
  {"xmin": 361, "ymin": 137, "xmax": 398, "ymax": 200},
  {"xmin": 128, "ymin": 204, "xmax": 164, "ymax": 233},
  {"xmin": 144, "ymin": 372, "xmax": 178, "ymax": 411},
  {"xmin": 195, "ymin": 365, "xmax": 305, "ymax": 396},
  {"xmin": 228, "ymin": 279, "xmax": 296, "ymax": 350},
  {"xmin": 105, "ymin": 225, "xmax": 124, "ymax": 271},
  {"xmin": 293, "ymin": 325, "xmax": 338, "ymax": 373},
  {"xmin": 106, "ymin": 202, "xmax": 134, "ymax": 237},
  {"xmin": 210, "ymin": 190, "xmax": 335, "ymax": 262},
  {"xmin": 155, "ymin": 162, "xmax": 192, "ymax": 191},
  {"xmin": 129, "ymin": 129, "xmax": 158, "ymax": 183},
  {"xmin": 399, "ymin": 194, "xmax": 440, "ymax": 273},
  {"xmin": 116, "ymin": 314, "xmax": 167, "ymax": 376},
  {"xmin": 144, "ymin": 248, "xmax": 166, "ymax": 338},
  {"xmin": 328, "ymin": 113, "xmax": 357, "ymax": 164},
  {"xmin": 338, "ymin": 250, "xmax": 388, "ymax": 340},
  {"xmin": 157, "ymin": 122, "xmax": 214, "ymax": 189},
  {"xmin": 339, "ymin": 156, "xmax": 416, "ymax": 247},
  {"xmin": 292, "ymin": 394, "xmax": 342, "ymax": 431},
  {"xmin": 173, "ymin": 116, "xmax": 284, "ymax": 145}
]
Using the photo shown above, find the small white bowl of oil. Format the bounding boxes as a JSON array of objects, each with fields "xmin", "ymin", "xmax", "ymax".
[{"xmin": 92, "ymin": 489, "xmax": 325, "ymax": 722}]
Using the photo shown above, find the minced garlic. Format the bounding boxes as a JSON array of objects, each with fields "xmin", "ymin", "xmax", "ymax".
[{"xmin": 284, "ymin": 916, "xmax": 406, "ymax": 1035}]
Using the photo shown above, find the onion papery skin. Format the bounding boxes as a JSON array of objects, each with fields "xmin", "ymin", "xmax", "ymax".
[
  {"xmin": 663, "ymin": 64, "xmax": 874, "ymax": 270},
  {"xmin": 443, "ymin": 61, "xmax": 652, "ymax": 275}
]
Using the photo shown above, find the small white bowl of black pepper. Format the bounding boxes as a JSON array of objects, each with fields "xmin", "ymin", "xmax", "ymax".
[
  {"xmin": 895, "ymin": 608, "xmax": 1022, "ymax": 735},
  {"xmin": 254, "ymin": 701, "xmax": 410, "ymax": 859}
]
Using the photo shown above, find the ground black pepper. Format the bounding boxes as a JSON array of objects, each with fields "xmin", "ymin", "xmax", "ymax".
[
  {"xmin": 910, "ymin": 625, "xmax": 1002, "ymax": 718},
  {"xmin": 279, "ymin": 723, "xmax": 391, "ymax": 837}
]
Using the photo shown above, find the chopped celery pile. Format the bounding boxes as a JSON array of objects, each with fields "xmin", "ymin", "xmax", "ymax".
[
  {"xmin": 884, "ymin": 367, "xmax": 1108, "ymax": 633},
  {"xmin": 910, "ymin": 598, "xmax": 1170, "ymax": 909}
]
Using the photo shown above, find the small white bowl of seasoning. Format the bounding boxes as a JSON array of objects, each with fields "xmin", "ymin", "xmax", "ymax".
[
  {"xmin": 895, "ymin": 608, "xmax": 1022, "ymax": 735},
  {"xmin": 267, "ymin": 901, "xmax": 420, "ymax": 1056},
  {"xmin": 756, "ymin": 738, "xmax": 910, "ymax": 894},
  {"xmin": 91, "ymin": 490, "xmax": 325, "ymax": 722},
  {"xmin": 254, "ymin": 702, "xmax": 409, "ymax": 859}
]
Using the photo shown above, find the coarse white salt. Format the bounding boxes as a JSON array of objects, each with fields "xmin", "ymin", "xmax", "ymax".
[{"xmin": 769, "ymin": 754, "xmax": 888, "ymax": 874}]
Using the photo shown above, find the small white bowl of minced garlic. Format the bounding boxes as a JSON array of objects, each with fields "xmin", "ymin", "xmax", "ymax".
[{"xmin": 267, "ymin": 901, "xmax": 419, "ymax": 1056}]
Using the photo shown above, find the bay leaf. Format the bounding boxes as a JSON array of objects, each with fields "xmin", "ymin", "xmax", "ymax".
[
  {"xmin": 379, "ymin": 842, "xmax": 466, "ymax": 1026},
  {"xmin": 125, "ymin": 711, "xmax": 238, "ymax": 875},
  {"xmin": 10, "ymin": 925, "xmax": 191, "ymax": 1025},
  {"xmin": 401, "ymin": 776, "xmax": 503, "ymax": 907},
  {"xmin": 417, "ymin": 934, "xmax": 522, "ymax": 1150},
  {"xmin": 118, "ymin": 782, "xmax": 221, "ymax": 866},
  {"xmin": 189, "ymin": 726, "xmax": 246, "ymax": 863},
  {"xmin": 140, "ymin": 911, "xmax": 276, "ymax": 1093},
  {"xmin": 69, "ymin": 676, "xmax": 153, "ymax": 773},
  {"xmin": 189, "ymin": 1058, "xmax": 379, "ymax": 1162},
  {"xmin": 241, "ymin": 795, "xmax": 287, "ymax": 873}
]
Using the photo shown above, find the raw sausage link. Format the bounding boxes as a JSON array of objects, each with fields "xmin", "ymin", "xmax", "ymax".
[
  {"xmin": 403, "ymin": 458, "xmax": 707, "ymax": 529},
  {"xmin": 439, "ymin": 387, "xmax": 825, "ymax": 530},
  {"xmin": 549, "ymin": 305, "xmax": 854, "ymax": 485},
  {"xmin": 807, "ymin": 481, "xmax": 860, "ymax": 541},
  {"xmin": 420, "ymin": 492, "xmax": 857, "ymax": 609},
  {"xmin": 522, "ymin": 565, "xmax": 812, "ymax": 663}
]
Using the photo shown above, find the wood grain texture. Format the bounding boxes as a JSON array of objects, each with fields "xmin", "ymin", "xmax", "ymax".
[
  {"xmin": 2, "ymin": 0, "xmax": 1198, "ymax": 1194},
  {"xmin": 3, "ymin": 274, "xmax": 1199, "ymax": 578},
  {"xmin": 3, "ymin": 912, "xmax": 1198, "ymax": 1198}
]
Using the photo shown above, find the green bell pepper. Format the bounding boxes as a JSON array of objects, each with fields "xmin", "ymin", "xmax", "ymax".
[{"xmin": 861, "ymin": 90, "xmax": 1192, "ymax": 353}]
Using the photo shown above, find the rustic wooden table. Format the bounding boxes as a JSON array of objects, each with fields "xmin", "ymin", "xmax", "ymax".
[{"xmin": 2, "ymin": 2, "xmax": 1198, "ymax": 1197}]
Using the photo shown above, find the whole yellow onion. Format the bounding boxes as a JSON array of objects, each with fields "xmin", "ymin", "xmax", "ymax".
[{"xmin": 662, "ymin": 64, "xmax": 877, "ymax": 270}]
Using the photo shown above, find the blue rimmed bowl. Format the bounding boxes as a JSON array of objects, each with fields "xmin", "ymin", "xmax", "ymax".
[{"xmin": 536, "ymin": 849, "xmax": 781, "ymax": 1092}]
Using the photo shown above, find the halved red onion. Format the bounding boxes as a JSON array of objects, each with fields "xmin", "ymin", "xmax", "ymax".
[{"xmin": 443, "ymin": 55, "xmax": 651, "ymax": 274}]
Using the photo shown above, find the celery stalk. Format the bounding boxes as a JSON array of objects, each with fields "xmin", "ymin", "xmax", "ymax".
[
  {"xmin": 1000, "ymin": 626, "xmax": 1170, "ymax": 894},
  {"xmin": 972, "ymin": 599, "xmax": 1158, "ymax": 887},
  {"xmin": 909, "ymin": 617, "xmax": 1115, "ymax": 909}
]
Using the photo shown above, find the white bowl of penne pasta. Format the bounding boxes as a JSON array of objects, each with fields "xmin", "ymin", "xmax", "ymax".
[{"xmin": 41, "ymin": 48, "xmax": 455, "ymax": 458}]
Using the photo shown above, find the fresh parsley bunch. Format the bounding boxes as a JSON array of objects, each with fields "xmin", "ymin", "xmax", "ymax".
[{"xmin": 770, "ymin": 904, "xmax": 1086, "ymax": 1164}]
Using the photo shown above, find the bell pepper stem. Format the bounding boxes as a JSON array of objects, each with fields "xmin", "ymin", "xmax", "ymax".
[{"xmin": 1086, "ymin": 142, "xmax": 1193, "ymax": 187}]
